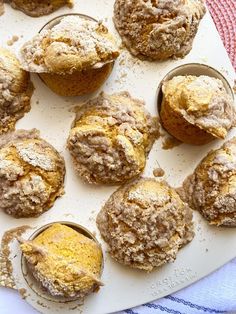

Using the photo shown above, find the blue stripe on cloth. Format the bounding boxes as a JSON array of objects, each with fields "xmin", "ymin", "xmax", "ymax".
[
  {"xmin": 125, "ymin": 310, "xmax": 139, "ymax": 314},
  {"xmin": 144, "ymin": 302, "xmax": 185, "ymax": 314},
  {"xmin": 165, "ymin": 296, "xmax": 227, "ymax": 314}
]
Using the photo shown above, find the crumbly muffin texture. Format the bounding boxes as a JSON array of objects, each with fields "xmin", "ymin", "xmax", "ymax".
[
  {"xmin": 160, "ymin": 75, "xmax": 236, "ymax": 145},
  {"xmin": 97, "ymin": 178, "xmax": 194, "ymax": 271},
  {"xmin": 182, "ymin": 137, "xmax": 236, "ymax": 227},
  {"xmin": 20, "ymin": 16, "xmax": 119, "ymax": 74},
  {"xmin": 0, "ymin": 47, "xmax": 33, "ymax": 135},
  {"xmin": 20, "ymin": 223, "xmax": 103, "ymax": 299},
  {"xmin": 5, "ymin": 0, "xmax": 73, "ymax": 17},
  {"xmin": 0, "ymin": 129, "xmax": 65, "ymax": 218},
  {"xmin": 67, "ymin": 92, "xmax": 159, "ymax": 185},
  {"xmin": 114, "ymin": 0, "xmax": 206, "ymax": 60}
]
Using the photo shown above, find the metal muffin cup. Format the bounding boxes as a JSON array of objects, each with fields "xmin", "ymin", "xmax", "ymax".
[
  {"xmin": 157, "ymin": 63, "xmax": 235, "ymax": 114},
  {"xmin": 21, "ymin": 221, "xmax": 104, "ymax": 303}
]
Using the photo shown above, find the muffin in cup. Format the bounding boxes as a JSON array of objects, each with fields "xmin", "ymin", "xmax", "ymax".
[
  {"xmin": 20, "ymin": 14, "xmax": 119, "ymax": 96},
  {"xmin": 158, "ymin": 64, "xmax": 236, "ymax": 145},
  {"xmin": 19, "ymin": 223, "xmax": 103, "ymax": 300}
]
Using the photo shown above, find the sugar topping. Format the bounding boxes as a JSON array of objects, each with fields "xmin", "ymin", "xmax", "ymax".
[
  {"xmin": 114, "ymin": 0, "xmax": 206, "ymax": 60},
  {"xmin": 7, "ymin": 0, "xmax": 73, "ymax": 17},
  {"xmin": 0, "ymin": 48, "xmax": 33, "ymax": 134},
  {"xmin": 0, "ymin": 129, "xmax": 65, "ymax": 218},
  {"xmin": 182, "ymin": 137, "xmax": 236, "ymax": 226},
  {"xmin": 20, "ymin": 16, "xmax": 119, "ymax": 74},
  {"xmin": 68, "ymin": 92, "xmax": 159, "ymax": 184},
  {"xmin": 97, "ymin": 178, "xmax": 194, "ymax": 271}
]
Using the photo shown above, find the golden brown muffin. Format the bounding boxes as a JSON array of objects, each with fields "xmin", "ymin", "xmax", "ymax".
[
  {"xmin": 0, "ymin": 129, "xmax": 65, "ymax": 218},
  {"xmin": 20, "ymin": 223, "xmax": 103, "ymax": 299},
  {"xmin": 113, "ymin": 0, "xmax": 206, "ymax": 60},
  {"xmin": 20, "ymin": 15, "xmax": 119, "ymax": 96},
  {"xmin": 97, "ymin": 178, "xmax": 194, "ymax": 271},
  {"xmin": 0, "ymin": 47, "xmax": 33, "ymax": 135},
  {"xmin": 160, "ymin": 75, "xmax": 236, "ymax": 145},
  {"xmin": 182, "ymin": 138, "xmax": 236, "ymax": 226},
  {"xmin": 5, "ymin": 0, "xmax": 73, "ymax": 17},
  {"xmin": 67, "ymin": 91, "xmax": 159, "ymax": 185}
]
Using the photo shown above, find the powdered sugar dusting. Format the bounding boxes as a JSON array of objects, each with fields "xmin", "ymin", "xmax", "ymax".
[
  {"xmin": 20, "ymin": 16, "xmax": 119, "ymax": 74},
  {"xmin": 97, "ymin": 178, "xmax": 194, "ymax": 271}
]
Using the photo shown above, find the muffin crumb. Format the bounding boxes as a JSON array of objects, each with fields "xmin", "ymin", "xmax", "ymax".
[
  {"xmin": 153, "ymin": 167, "xmax": 165, "ymax": 177},
  {"xmin": 0, "ymin": 226, "xmax": 30, "ymax": 289}
]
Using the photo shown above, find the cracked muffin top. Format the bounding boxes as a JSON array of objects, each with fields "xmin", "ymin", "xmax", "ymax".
[
  {"xmin": 182, "ymin": 137, "xmax": 236, "ymax": 227},
  {"xmin": 67, "ymin": 91, "xmax": 159, "ymax": 185},
  {"xmin": 0, "ymin": 129, "xmax": 65, "ymax": 218},
  {"xmin": 0, "ymin": 47, "xmax": 33, "ymax": 135},
  {"xmin": 114, "ymin": 0, "xmax": 206, "ymax": 60},
  {"xmin": 5, "ymin": 0, "xmax": 73, "ymax": 17},
  {"xmin": 97, "ymin": 178, "xmax": 194, "ymax": 271},
  {"xmin": 20, "ymin": 223, "xmax": 103, "ymax": 299},
  {"xmin": 20, "ymin": 15, "xmax": 119, "ymax": 75},
  {"xmin": 161, "ymin": 75, "xmax": 236, "ymax": 140}
]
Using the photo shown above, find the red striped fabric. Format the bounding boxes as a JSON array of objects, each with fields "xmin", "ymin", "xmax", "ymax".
[{"xmin": 206, "ymin": 0, "xmax": 236, "ymax": 70}]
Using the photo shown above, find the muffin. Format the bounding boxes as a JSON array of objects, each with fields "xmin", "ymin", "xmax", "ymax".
[
  {"xmin": 20, "ymin": 15, "xmax": 119, "ymax": 96},
  {"xmin": 182, "ymin": 138, "xmax": 236, "ymax": 226},
  {"xmin": 20, "ymin": 223, "xmax": 103, "ymax": 299},
  {"xmin": 0, "ymin": 47, "xmax": 33, "ymax": 135},
  {"xmin": 97, "ymin": 178, "xmax": 194, "ymax": 271},
  {"xmin": 67, "ymin": 91, "xmax": 159, "ymax": 185},
  {"xmin": 160, "ymin": 75, "xmax": 236, "ymax": 145},
  {"xmin": 5, "ymin": 0, "xmax": 73, "ymax": 17},
  {"xmin": 113, "ymin": 0, "xmax": 206, "ymax": 60},
  {"xmin": 0, "ymin": 129, "xmax": 65, "ymax": 218}
]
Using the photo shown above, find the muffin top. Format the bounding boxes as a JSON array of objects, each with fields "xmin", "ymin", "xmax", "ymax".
[
  {"xmin": 182, "ymin": 137, "xmax": 236, "ymax": 227},
  {"xmin": 0, "ymin": 129, "xmax": 65, "ymax": 218},
  {"xmin": 114, "ymin": 0, "xmax": 206, "ymax": 60},
  {"xmin": 0, "ymin": 47, "xmax": 33, "ymax": 134},
  {"xmin": 20, "ymin": 15, "xmax": 119, "ymax": 74},
  {"xmin": 6, "ymin": 0, "xmax": 73, "ymax": 17},
  {"xmin": 67, "ymin": 91, "xmax": 159, "ymax": 185},
  {"xmin": 97, "ymin": 178, "xmax": 194, "ymax": 271},
  {"xmin": 20, "ymin": 223, "xmax": 103, "ymax": 299},
  {"xmin": 162, "ymin": 75, "xmax": 236, "ymax": 139}
]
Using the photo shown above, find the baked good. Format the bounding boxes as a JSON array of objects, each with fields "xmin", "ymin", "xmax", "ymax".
[
  {"xmin": 0, "ymin": 129, "xmax": 65, "ymax": 218},
  {"xmin": 182, "ymin": 137, "xmax": 236, "ymax": 226},
  {"xmin": 160, "ymin": 75, "xmax": 236, "ymax": 145},
  {"xmin": 5, "ymin": 0, "xmax": 73, "ymax": 17},
  {"xmin": 0, "ymin": 47, "xmax": 33, "ymax": 135},
  {"xmin": 113, "ymin": 0, "xmax": 206, "ymax": 60},
  {"xmin": 20, "ymin": 15, "xmax": 119, "ymax": 96},
  {"xmin": 97, "ymin": 178, "xmax": 194, "ymax": 271},
  {"xmin": 67, "ymin": 91, "xmax": 159, "ymax": 184},
  {"xmin": 20, "ymin": 223, "xmax": 103, "ymax": 299}
]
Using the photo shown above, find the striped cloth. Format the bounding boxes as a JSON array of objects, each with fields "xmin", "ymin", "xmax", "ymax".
[
  {"xmin": 124, "ymin": 1, "xmax": 236, "ymax": 313},
  {"xmin": 122, "ymin": 258, "xmax": 236, "ymax": 314}
]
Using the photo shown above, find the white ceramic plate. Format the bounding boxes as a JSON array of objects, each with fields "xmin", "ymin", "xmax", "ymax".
[{"xmin": 0, "ymin": 1, "xmax": 236, "ymax": 313}]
